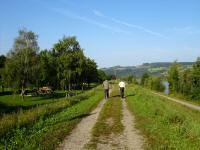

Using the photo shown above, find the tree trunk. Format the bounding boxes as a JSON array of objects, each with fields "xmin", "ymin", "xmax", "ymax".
[
  {"xmin": 21, "ymin": 80, "xmax": 25, "ymax": 101},
  {"xmin": 82, "ymin": 83, "xmax": 84, "ymax": 91},
  {"xmin": 2, "ymin": 85, "xmax": 4, "ymax": 92},
  {"xmin": 21, "ymin": 86, "xmax": 24, "ymax": 101}
]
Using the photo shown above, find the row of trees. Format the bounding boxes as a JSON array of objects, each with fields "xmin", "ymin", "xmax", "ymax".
[
  {"xmin": 122, "ymin": 75, "xmax": 138, "ymax": 84},
  {"xmin": 0, "ymin": 29, "xmax": 107, "ymax": 94},
  {"xmin": 167, "ymin": 58, "xmax": 200, "ymax": 99},
  {"xmin": 140, "ymin": 58, "xmax": 200, "ymax": 100}
]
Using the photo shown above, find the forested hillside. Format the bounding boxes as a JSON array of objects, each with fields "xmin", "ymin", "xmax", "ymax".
[{"xmin": 102, "ymin": 62, "xmax": 194, "ymax": 77}]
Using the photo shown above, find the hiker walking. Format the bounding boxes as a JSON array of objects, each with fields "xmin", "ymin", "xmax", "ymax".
[
  {"xmin": 103, "ymin": 80, "xmax": 109, "ymax": 99},
  {"xmin": 119, "ymin": 80, "xmax": 126, "ymax": 98}
]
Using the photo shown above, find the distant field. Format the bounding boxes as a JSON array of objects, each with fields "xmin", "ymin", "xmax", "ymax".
[
  {"xmin": 126, "ymin": 85, "xmax": 200, "ymax": 149},
  {"xmin": 147, "ymin": 67, "xmax": 167, "ymax": 73}
]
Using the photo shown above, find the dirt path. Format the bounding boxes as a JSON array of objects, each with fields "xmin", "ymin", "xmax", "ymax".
[
  {"xmin": 86, "ymin": 96, "xmax": 144, "ymax": 150},
  {"xmin": 58, "ymin": 87, "xmax": 144, "ymax": 150},
  {"xmin": 121, "ymin": 99, "xmax": 144, "ymax": 150},
  {"xmin": 57, "ymin": 99, "xmax": 107, "ymax": 150},
  {"xmin": 153, "ymin": 92, "xmax": 200, "ymax": 111}
]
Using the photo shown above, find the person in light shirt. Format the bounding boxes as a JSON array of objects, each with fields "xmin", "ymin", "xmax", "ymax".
[
  {"xmin": 103, "ymin": 80, "xmax": 109, "ymax": 99},
  {"xmin": 119, "ymin": 80, "xmax": 126, "ymax": 98}
]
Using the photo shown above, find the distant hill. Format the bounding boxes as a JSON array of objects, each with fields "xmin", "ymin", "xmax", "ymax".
[{"xmin": 101, "ymin": 62, "xmax": 194, "ymax": 77}]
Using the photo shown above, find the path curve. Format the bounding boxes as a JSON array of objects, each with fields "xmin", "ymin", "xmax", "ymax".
[
  {"xmin": 57, "ymin": 98, "xmax": 107, "ymax": 150},
  {"xmin": 153, "ymin": 92, "xmax": 200, "ymax": 111},
  {"xmin": 122, "ymin": 99, "xmax": 144, "ymax": 150}
]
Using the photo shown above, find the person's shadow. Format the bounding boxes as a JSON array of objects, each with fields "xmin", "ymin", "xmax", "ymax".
[
  {"xmin": 111, "ymin": 93, "xmax": 135, "ymax": 98},
  {"xmin": 125, "ymin": 93, "xmax": 135, "ymax": 98}
]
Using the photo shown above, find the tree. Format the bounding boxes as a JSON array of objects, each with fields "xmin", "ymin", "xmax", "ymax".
[
  {"xmin": 53, "ymin": 36, "xmax": 80, "ymax": 56},
  {"xmin": 38, "ymin": 50, "xmax": 58, "ymax": 89},
  {"xmin": 143, "ymin": 75, "xmax": 165, "ymax": 92},
  {"xmin": 54, "ymin": 36, "xmax": 85, "ymax": 91},
  {"xmin": 97, "ymin": 70, "xmax": 107, "ymax": 82},
  {"xmin": 0, "ymin": 55, "xmax": 6, "ymax": 92},
  {"xmin": 152, "ymin": 77, "xmax": 165, "ymax": 92},
  {"xmin": 179, "ymin": 69, "xmax": 192, "ymax": 96},
  {"xmin": 141, "ymin": 73, "xmax": 149, "ymax": 85},
  {"xmin": 167, "ymin": 61, "xmax": 180, "ymax": 93},
  {"xmin": 5, "ymin": 29, "xmax": 39, "ymax": 100},
  {"xmin": 191, "ymin": 57, "xmax": 200, "ymax": 99},
  {"xmin": 83, "ymin": 58, "xmax": 98, "ymax": 86}
]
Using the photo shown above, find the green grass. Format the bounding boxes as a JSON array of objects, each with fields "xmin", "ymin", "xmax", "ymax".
[
  {"xmin": 126, "ymin": 85, "xmax": 200, "ymax": 150},
  {"xmin": 148, "ymin": 67, "xmax": 167, "ymax": 73},
  {"xmin": 0, "ymin": 86, "xmax": 103, "ymax": 149},
  {"xmin": 86, "ymin": 86, "xmax": 123, "ymax": 149},
  {"xmin": 0, "ymin": 91, "xmax": 68, "ymax": 114},
  {"xmin": 0, "ymin": 88, "xmax": 95, "ymax": 115}
]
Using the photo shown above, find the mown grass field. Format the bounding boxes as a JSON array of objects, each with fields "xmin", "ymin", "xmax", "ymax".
[
  {"xmin": 0, "ymin": 91, "xmax": 68, "ymax": 114},
  {"xmin": 0, "ymin": 88, "xmax": 93, "ymax": 115},
  {"xmin": 126, "ymin": 84, "xmax": 200, "ymax": 150},
  {"xmin": 0, "ymin": 86, "xmax": 103, "ymax": 150}
]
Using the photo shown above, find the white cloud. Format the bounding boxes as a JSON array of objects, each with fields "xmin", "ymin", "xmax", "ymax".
[
  {"xmin": 173, "ymin": 26, "xmax": 200, "ymax": 34},
  {"xmin": 93, "ymin": 10, "xmax": 104, "ymax": 17},
  {"xmin": 52, "ymin": 8, "xmax": 129, "ymax": 34},
  {"xmin": 93, "ymin": 9, "xmax": 166, "ymax": 38}
]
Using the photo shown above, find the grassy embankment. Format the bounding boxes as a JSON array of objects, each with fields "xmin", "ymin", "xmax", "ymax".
[
  {"xmin": 167, "ymin": 92, "xmax": 200, "ymax": 106},
  {"xmin": 0, "ymin": 86, "xmax": 103, "ymax": 150},
  {"xmin": 86, "ymin": 86, "xmax": 124, "ymax": 149},
  {"xmin": 126, "ymin": 84, "xmax": 200, "ymax": 150}
]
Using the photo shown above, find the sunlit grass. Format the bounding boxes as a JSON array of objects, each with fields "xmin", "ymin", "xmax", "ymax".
[
  {"xmin": 0, "ymin": 86, "xmax": 103, "ymax": 149},
  {"xmin": 126, "ymin": 85, "xmax": 200, "ymax": 150}
]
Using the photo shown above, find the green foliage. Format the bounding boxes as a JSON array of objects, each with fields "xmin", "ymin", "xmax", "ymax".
[
  {"xmin": 4, "ymin": 29, "xmax": 39, "ymax": 91},
  {"xmin": 0, "ymin": 55, "xmax": 6, "ymax": 92},
  {"xmin": 122, "ymin": 75, "xmax": 138, "ymax": 84},
  {"xmin": 38, "ymin": 50, "xmax": 57, "ymax": 88},
  {"xmin": 2, "ymin": 30, "xmax": 103, "ymax": 94},
  {"xmin": 179, "ymin": 69, "xmax": 192, "ymax": 96},
  {"xmin": 0, "ymin": 55, "xmax": 6, "ymax": 68},
  {"xmin": 144, "ymin": 76, "xmax": 165, "ymax": 92},
  {"xmin": 167, "ymin": 58, "xmax": 200, "ymax": 100},
  {"xmin": 97, "ymin": 69, "xmax": 107, "ymax": 82},
  {"xmin": 191, "ymin": 57, "xmax": 200, "ymax": 99},
  {"xmin": 167, "ymin": 61, "xmax": 180, "ymax": 93},
  {"xmin": 141, "ymin": 73, "xmax": 149, "ymax": 85},
  {"xmin": 52, "ymin": 36, "xmax": 100, "ymax": 90}
]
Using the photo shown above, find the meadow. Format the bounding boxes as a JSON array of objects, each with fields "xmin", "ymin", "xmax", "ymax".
[
  {"xmin": 0, "ymin": 86, "xmax": 103, "ymax": 149},
  {"xmin": 126, "ymin": 85, "xmax": 200, "ymax": 150},
  {"xmin": 0, "ymin": 91, "xmax": 66, "ymax": 114}
]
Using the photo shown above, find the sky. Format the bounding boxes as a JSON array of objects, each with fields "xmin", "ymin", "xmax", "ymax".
[{"xmin": 0, "ymin": 0, "xmax": 200, "ymax": 68}]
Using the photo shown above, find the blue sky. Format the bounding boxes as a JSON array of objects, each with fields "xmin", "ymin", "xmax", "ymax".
[{"xmin": 0, "ymin": 0, "xmax": 200, "ymax": 67}]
